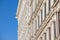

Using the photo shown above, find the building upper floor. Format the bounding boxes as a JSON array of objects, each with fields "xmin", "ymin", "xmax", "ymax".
[{"xmin": 16, "ymin": 0, "xmax": 59, "ymax": 27}]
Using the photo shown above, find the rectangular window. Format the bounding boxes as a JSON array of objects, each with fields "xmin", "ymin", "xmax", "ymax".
[
  {"xmin": 59, "ymin": 20, "xmax": 60, "ymax": 34},
  {"xmin": 38, "ymin": 15, "xmax": 40, "ymax": 28},
  {"xmin": 44, "ymin": 3, "xmax": 46, "ymax": 18},
  {"xmin": 36, "ymin": 0, "xmax": 38, "ymax": 6},
  {"xmin": 40, "ymin": 37, "xmax": 43, "ymax": 40},
  {"xmin": 41, "ymin": 10, "xmax": 43, "ymax": 23},
  {"xmin": 35, "ymin": 20, "xmax": 37, "ymax": 31},
  {"xmin": 44, "ymin": 33, "xmax": 46, "ymax": 40},
  {"xmin": 39, "ymin": 12, "xmax": 41, "ymax": 25},
  {"xmin": 35, "ymin": 19, "xmax": 38, "ymax": 31},
  {"xmin": 48, "ymin": 27, "xmax": 51, "ymax": 40},
  {"xmin": 54, "ymin": 0, "xmax": 56, "ymax": 3},
  {"xmin": 49, "ymin": 0, "xmax": 51, "ymax": 11},
  {"xmin": 58, "ymin": 11, "xmax": 60, "ymax": 34},
  {"xmin": 53, "ymin": 21, "xmax": 56, "ymax": 39},
  {"xmin": 46, "ymin": 0, "xmax": 50, "ymax": 15},
  {"xmin": 33, "ymin": 0, "xmax": 36, "ymax": 12},
  {"xmin": 51, "ymin": 0, "xmax": 54, "ymax": 7}
]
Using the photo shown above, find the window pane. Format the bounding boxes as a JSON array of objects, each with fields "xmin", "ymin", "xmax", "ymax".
[
  {"xmin": 59, "ymin": 19, "xmax": 60, "ymax": 34},
  {"xmin": 40, "ymin": 37, "xmax": 43, "ymax": 40},
  {"xmin": 51, "ymin": 0, "xmax": 54, "ymax": 7},
  {"xmin": 44, "ymin": 33, "xmax": 46, "ymax": 40},
  {"xmin": 54, "ymin": 0, "xmax": 56, "ymax": 3},
  {"xmin": 58, "ymin": 11, "xmax": 60, "ymax": 34},
  {"xmin": 48, "ymin": 27, "xmax": 51, "ymax": 40},
  {"xmin": 49, "ymin": 0, "xmax": 51, "ymax": 11},
  {"xmin": 44, "ymin": 3, "xmax": 46, "ymax": 18},
  {"xmin": 53, "ymin": 21, "xmax": 56, "ymax": 39},
  {"xmin": 35, "ymin": 20, "xmax": 37, "ymax": 31},
  {"xmin": 38, "ymin": 15, "xmax": 40, "ymax": 28},
  {"xmin": 41, "ymin": 10, "xmax": 43, "ymax": 23}
]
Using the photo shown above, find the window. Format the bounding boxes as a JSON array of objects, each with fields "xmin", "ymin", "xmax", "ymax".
[
  {"xmin": 49, "ymin": 0, "xmax": 51, "ymax": 11},
  {"xmin": 58, "ymin": 11, "xmax": 60, "ymax": 34},
  {"xmin": 44, "ymin": 3, "xmax": 46, "ymax": 18},
  {"xmin": 33, "ymin": 0, "xmax": 36, "ymax": 12},
  {"xmin": 48, "ymin": 27, "xmax": 51, "ymax": 40},
  {"xmin": 46, "ymin": 0, "xmax": 50, "ymax": 15},
  {"xmin": 38, "ymin": 15, "xmax": 40, "ymax": 28},
  {"xmin": 51, "ymin": 0, "xmax": 54, "ymax": 7},
  {"xmin": 54, "ymin": 0, "xmax": 56, "ymax": 3},
  {"xmin": 59, "ymin": 19, "xmax": 60, "ymax": 34},
  {"xmin": 35, "ymin": 20, "xmax": 37, "ymax": 31},
  {"xmin": 41, "ymin": 10, "xmax": 43, "ymax": 23},
  {"xmin": 36, "ymin": 0, "xmax": 38, "ymax": 5},
  {"xmin": 30, "ymin": 4, "xmax": 33, "ymax": 13},
  {"xmin": 40, "ymin": 37, "xmax": 43, "ymax": 40},
  {"xmin": 43, "ymin": 4, "xmax": 46, "ymax": 20},
  {"xmin": 35, "ymin": 19, "xmax": 38, "ymax": 31},
  {"xmin": 53, "ymin": 21, "xmax": 56, "ymax": 39},
  {"xmin": 39, "ymin": 12, "xmax": 41, "ymax": 25},
  {"xmin": 44, "ymin": 33, "xmax": 46, "ymax": 40}
]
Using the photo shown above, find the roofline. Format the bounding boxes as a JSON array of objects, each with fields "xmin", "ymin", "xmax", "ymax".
[{"xmin": 16, "ymin": 0, "xmax": 22, "ymax": 19}]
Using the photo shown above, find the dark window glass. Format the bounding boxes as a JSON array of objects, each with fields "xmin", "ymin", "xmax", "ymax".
[
  {"xmin": 54, "ymin": 0, "xmax": 56, "ymax": 3},
  {"xmin": 58, "ymin": 11, "xmax": 60, "ymax": 34},
  {"xmin": 38, "ymin": 16, "xmax": 40, "ymax": 28},
  {"xmin": 49, "ymin": 0, "xmax": 51, "ymax": 11},
  {"xmin": 35, "ymin": 20, "xmax": 37, "ymax": 31},
  {"xmin": 40, "ymin": 37, "xmax": 43, "ymax": 40},
  {"xmin": 59, "ymin": 20, "xmax": 60, "ymax": 34},
  {"xmin": 53, "ymin": 21, "xmax": 56, "ymax": 39},
  {"xmin": 48, "ymin": 27, "xmax": 51, "ymax": 40},
  {"xmin": 41, "ymin": 10, "xmax": 43, "ymax": 23},
  {"xmin": 44, "ymin": 3, "xmax": 46, "ymax": 18},
  {"xmin": 44, "ymin": 33, "xmax": 46, "ymax": 40}
]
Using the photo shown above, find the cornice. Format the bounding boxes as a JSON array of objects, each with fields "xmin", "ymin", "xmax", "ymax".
[{"xmin": 16, "ymin": 0, "xmax": 23, "ymax": 19}]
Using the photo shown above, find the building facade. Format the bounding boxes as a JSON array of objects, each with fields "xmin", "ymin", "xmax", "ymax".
[{"xmin": 16, "ymin": 0, "xmax": 60, "ymax": 40}]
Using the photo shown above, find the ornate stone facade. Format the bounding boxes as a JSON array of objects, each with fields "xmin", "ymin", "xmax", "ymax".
[{"xmin": 16, "ymin": 0, "xmax": 60, "ymax": 40}]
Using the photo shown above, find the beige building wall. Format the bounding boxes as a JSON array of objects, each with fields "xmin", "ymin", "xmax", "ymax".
[{"xmin": 16, "ymin": 0, "xmax": 60, "ymax": 40}]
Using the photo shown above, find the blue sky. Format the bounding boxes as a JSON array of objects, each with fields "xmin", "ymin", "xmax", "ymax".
[{"xmin": 0, "ymin": 0, "xmax": 18, "ymax": 40}]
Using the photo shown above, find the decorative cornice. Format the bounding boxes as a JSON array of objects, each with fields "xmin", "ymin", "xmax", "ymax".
[{"xmin": 16, "ymin": 0, "xmax": 23, "ymax": 19}]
